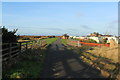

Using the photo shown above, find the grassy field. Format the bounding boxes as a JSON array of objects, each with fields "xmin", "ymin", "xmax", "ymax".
[{"xmin": 3, "ymin": 38, "xmax": 58, "ymax": 78}]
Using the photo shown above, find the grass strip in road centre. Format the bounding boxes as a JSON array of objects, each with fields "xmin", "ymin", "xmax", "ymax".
[
  {"xmin": 43, "ymin": 38, "xmax": 58, "ymax": 47},
  {"xmin": 60, "ymin": 39, "xmax": 67, "ymax": 46}
]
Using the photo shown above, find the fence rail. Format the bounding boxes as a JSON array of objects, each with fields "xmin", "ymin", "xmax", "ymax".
[{"xmin": 1, "ymin": 39, "xmax": 47, "ymax": 62}]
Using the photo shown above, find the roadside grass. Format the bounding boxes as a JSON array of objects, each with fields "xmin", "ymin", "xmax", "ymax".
[
  {"xmin": 3, "ymin": 48, "xmax": 47, "ymax": 78},
  {"xmin": 75, "ymin": 45, "xmax": 119, "ymax": 78},
  {"xmin": 87, "ymin": 46, "xmax": 118, "ymax": 63},
  {"xmin": 63, "ymin": 42, "xmax": 119, "ymax": 79},
  {"xmin": 2, "ymin": 38, "xmax": 58, "ymax": 78}
]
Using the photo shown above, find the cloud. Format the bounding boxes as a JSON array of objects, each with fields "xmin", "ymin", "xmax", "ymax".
[
  {"xmin": 77, "ymin": 13, "xmax": 83, "ymax": 17},
  {"xmin": 67, "ymin": 28, "xmax": 80, "ymax": 31},
  {"xmin": 39, "ymin": 27, "xmax": 80, "ymax": 32},
  {"xmin": 109, "ymin": 20, "xmax": 118, "ymax": 24},
  {"xmin": 39, "ymin": 27, "xmax": 64, "ymax": 31},
  {"xmin": 81, "ymin": 25, "xmax": 91, "ymax": 29},
  {"xmin": 106, "ymin": 20, "xmax": 118, "ymax": 36},
  {"xmin": 75, "ymin": 12, "xmax": 84, "ymax": 17},
  {"xmin": 108, "ymin": 20, "xmax": 118, "ymax": 28}
]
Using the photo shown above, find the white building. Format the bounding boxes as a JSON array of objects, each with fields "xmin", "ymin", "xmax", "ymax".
[
  {"xmin": 79, "ymin": 37, "xmax": 86, "ymax": 40},
  {"xmin": 87, "ymin": 36, "xmax": 119, "ymax": 44},
  {"xmin": 69, "ymin": 35, "xmax": 119, "ymax": 44},
  {"xmin": 87, "ymin": 37, "xmax": 103, "ymax": 43},
  {"xmin": 104, "ymin": 37, "xmax": 119, "ymax": 44},
  {"xmin": 69, "ymin": 36, "xmax": 86, "ymax": 40},
  {"xmin": 69, "ymin": 36, "xmax": 80, "ymax": 39}
]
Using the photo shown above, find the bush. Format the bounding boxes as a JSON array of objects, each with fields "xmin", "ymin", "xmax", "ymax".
[
  {"xmin": 10, "ymin": 72, "xmax": 22, "ymax": 78},
  {"xmin": 2, "ymin": 26, "xmax": 19, "ymax": 43}
]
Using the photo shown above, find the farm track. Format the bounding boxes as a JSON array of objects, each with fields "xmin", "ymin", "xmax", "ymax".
[{"xmin": 41, "ymin": 39, "xmax": 105, "ymax": 78}]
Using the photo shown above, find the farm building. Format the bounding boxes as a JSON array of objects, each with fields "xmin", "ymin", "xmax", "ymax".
[
  {"xmin": 103, "ymin": 37, "xmax": 119, "ymax": 44},
  {"xmin": 69, "ymin": 36, "xmax": 86, "ymax": 39},
  {"xmin": 86, "ymin": 36, "xmax": 119, "ymax": 44},
  {"xmin": 86, "ymin": 37, "xmax": 103, "ymax": 43},
  {"xmin": 79, "ymin": 36, "xmax": 86, "ymax": 39}
]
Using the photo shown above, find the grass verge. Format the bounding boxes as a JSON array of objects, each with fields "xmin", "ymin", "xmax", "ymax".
[
  {"xmin": 75, "ymin": 46, "xmax": 119, "ymax": 79},
  {"xmin": 2, "ymin": 48, "xmax": 47, "ymax": 78}
]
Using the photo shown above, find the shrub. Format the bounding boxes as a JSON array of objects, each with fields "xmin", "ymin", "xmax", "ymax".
[
  {"xmin": 10, "ymin": 72, "xmax": 22, "ymax": 78},
  {"xmin": 2, "ymin": 26, "xmax": 19, "ymax": 43}
]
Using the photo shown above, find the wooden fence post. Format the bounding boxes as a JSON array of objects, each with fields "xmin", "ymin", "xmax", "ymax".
[
  {"xmin": 19, "ymin": 42, "xmax": 22, "ymax": 53},
  {"xmin": 9, "ymin": 43, "xmax": 12, "ymax": 61},
  {"xmin": 78, "ymin": 41, "xmax": 81, "ymax": 47},
  {"xmin": 66, "ymin": 40, "xmax": 68, "ymax": 44},
  {"xmin": 31, "ymin": 41, "xmax": 33, "ymax": 49},
  {"xmin": 39, "ymin": 40, "xmax": 41, "ymax": 47},
  {"xmin": 46, "ymin": 40, "xmax": 47, "ymax": 46},
  {"xmin": 38, "ymin": 40, "xmax": 39, "ymax": 48},
  {"xmin": 26, "ymin": 42, "xmax": 28, "ymax": 50},
  {"xmin": 36, "ymin": 41, "xmax": 38, "ymax": 48},
  {"xmin": 41, "ymin": 41, "xmax": 42, "ymax": 47}
]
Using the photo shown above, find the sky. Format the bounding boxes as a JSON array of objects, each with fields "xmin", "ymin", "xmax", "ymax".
[{"xmin": 2, "ymin": 2, "xmax": 118, "ymax": 36}]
